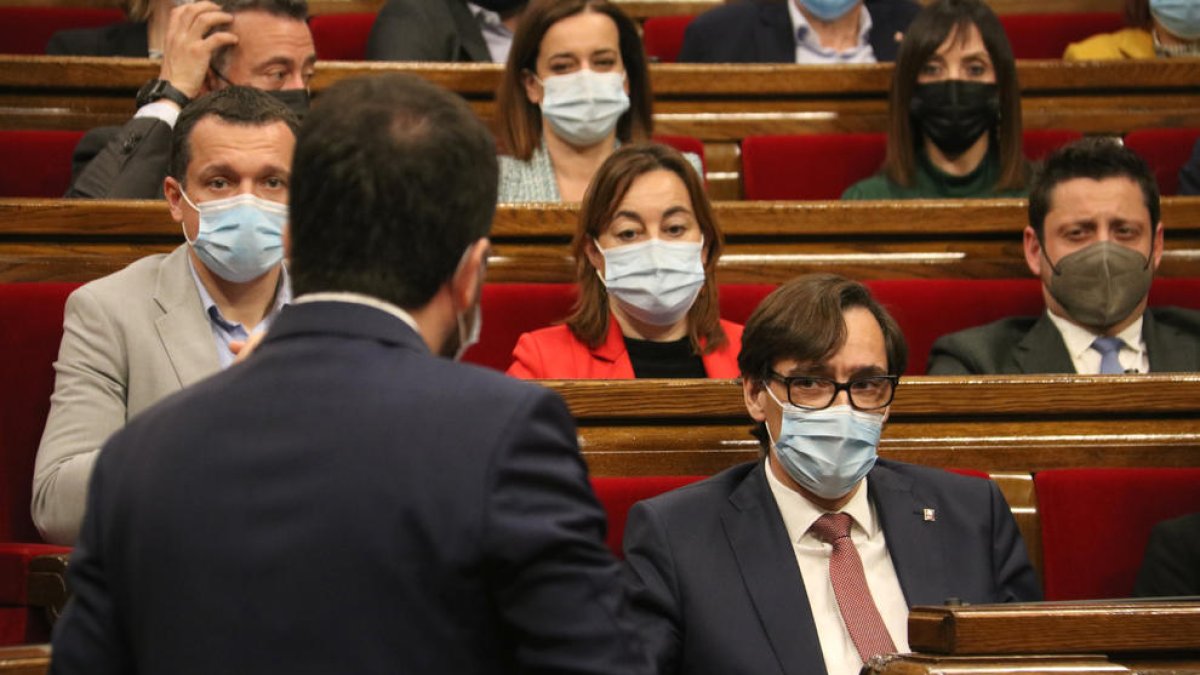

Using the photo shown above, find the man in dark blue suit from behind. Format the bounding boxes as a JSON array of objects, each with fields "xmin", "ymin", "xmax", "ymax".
[
  {"xmin": 50, "ymin": 73, "xmax": 652, "ymax": 675},
  {"xmin": 623, "ymin": 274, "xmax": 1041, "ymax": 675}
]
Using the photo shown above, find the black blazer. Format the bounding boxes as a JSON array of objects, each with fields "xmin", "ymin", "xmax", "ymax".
[
  {"xmin": 623, "ymin": 459, "xmax": 1041, "ymax": 675},
  {"xmin": 678, "ymin": 0, "xmax": 919, "ymax": 63},
  {"xmin": 50, "ymin": 300, "xmax": 653, "ymax": 675},
  {"xmin": 66, "ymin": 117, "xmax": 172, "ymax": 199},
  {"xmin": 1135, "ymin": 512, "xmax": 1200, "ymax": 597},
  {"xmin": 366, "ymin": 0, "xmax": 491, "ymax": 62},
  {"xmin": 46, "ymin": 20, "xmax": 148, "ymax": 57},
  {"xmin": 926, "ymin": 307, "xmax": 1200, "ymax": 374}
]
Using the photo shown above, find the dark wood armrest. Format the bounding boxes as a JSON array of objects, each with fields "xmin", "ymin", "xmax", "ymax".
[
  {"xmin": 0, "ymin": 643, "xmax": 50, "ymax": 675},
  {"xmin": 25, "ymin": 554, "xmax": 70, "ymax": 627}
]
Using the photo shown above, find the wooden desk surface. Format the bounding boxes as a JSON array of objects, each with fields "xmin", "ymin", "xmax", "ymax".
[{"xmin": 2, "ymin": 197, "xmax": 1198, "ymax": 283}]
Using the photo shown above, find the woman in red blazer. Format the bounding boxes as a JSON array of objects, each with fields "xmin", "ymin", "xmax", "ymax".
[{"xmin": 508, "ymin": 143, "xmax": 742, "ymax": 379}]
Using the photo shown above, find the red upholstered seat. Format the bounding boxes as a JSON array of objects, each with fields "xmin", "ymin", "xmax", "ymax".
[
  {"xmin": 0, "ymin": 7, "xmax": 125, "ymax": 55},
  {"xmin": 1124, "ymin": 128, "xmax": 1200, "ymax": 196},
  {"xmin": 309, "ymin": 13, "xmax": 373, "ymax": 61},
  {"xmin": 0, "ymin": 283, "xmax": 77, "ymax": 644},
  {"xmin": 590, "ymin": 476, "xmax": 706, "ymax": 558},
  {"xmin": 998, "ymin": 12, "xmax": 1125, "ymax": 59},
  {"xmin": 0, "ymin": 131, "xmax": 85, "ymax": 198},
  {"xmin": 462, "ymin": 283, "xmax": 578, "ymax": 371},
  {"xmin": 742, "ymin": 130, "xmax": 1082, "ymax": 201},
  {"xmin": 653, "ymin": 134, "xmax": 707, "ymax": 175},
  {"xmin": 1022, "ymin": 128, "xmax": 1082, "ymax": 161},
  {"xmin": 642, "ymin": 15, "xmax": 695, "ymax": 63},
  {"xmin": 742, "ymin": 133, "xmax": 887, "ymax": 201},
  {"xmin": 1036, "ymin": 468, "xmax": 1200, "ymax": 601}
]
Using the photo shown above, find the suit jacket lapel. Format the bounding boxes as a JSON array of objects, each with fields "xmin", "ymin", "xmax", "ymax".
[
  {"xmin": 1012, "ymin": 313, "xmax": 1075, "ymax": 373},
  {"xmin": 869, "ymin": 463, "xmax": 950, "ymax": 607},
  {"xmin": 722, "ymin": 464, "xmax": 828, "ymax": 675},
  {"xmin": 758, "ymin": 1, "xmax": 798, "ymax": 62},
  {"xmin": 154, "ymin": 245, "xmax": 221, "ymax": 388},
  {"xmin": 448, "ymin": 0, "xmax": 492, "ymax": 62},
  {"xmin": 1143, "ymin": 310, "xmax": 1197, "ymax": 372}
]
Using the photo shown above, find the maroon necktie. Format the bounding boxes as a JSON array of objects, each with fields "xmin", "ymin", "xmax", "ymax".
[{"xmin": 809, "ymin": 512, "xmax": 897, "ymax": 663}]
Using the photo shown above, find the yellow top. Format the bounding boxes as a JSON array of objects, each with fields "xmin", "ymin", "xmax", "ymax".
[{"xmin": 1063, "ymin": 28, "xmax": 1156, "ymax": 60}]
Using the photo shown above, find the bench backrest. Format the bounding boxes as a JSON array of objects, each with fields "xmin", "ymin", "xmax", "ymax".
[
  {"xmin": 0, "ymin": 7, "xmax": 124, "ymax": 55},
  {"xmin": 1036, "ymin": 467, "xmax": 1200, "ymax": 601}
]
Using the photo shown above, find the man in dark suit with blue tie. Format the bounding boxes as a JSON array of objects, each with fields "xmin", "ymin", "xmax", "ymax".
[
  {"xmin": 622, "ymin": 274, "xmax": 1040, "ymax": 675},
  {"xmin": 49, "ymin": 73, "xmax": 651, "ymax": 675}
]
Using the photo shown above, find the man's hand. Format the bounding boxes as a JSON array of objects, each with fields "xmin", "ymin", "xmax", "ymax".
[{"xmin": 157, "ymin": 1, "xmax": 239, "ymax": 102}]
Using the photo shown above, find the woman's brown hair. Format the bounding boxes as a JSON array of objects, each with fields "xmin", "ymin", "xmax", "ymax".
[
  {"xmin": 882, "ymin": 0, "xmax": 1026, "ymax": 192},
  {"xmin": 496, "ymin": 0, "xmax": 653, "ymax": 160},
  {"xmin": 565, "ymin": 143, "xmax": 726, "ymax": 353}
]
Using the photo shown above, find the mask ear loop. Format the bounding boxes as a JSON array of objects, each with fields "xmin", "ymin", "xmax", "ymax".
[{"xmin": 179, "ymin": 189, "xmax": 202, "ymax": 244}]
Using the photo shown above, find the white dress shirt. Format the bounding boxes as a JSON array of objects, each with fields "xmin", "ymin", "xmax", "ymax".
[
  {"xmin": 1045, "ymin": 310, "xmax": 1148, "ymax": 374},
  {"xmin": 467, "ymin": 2, "xmax": 515, "ymax": 64},
  {"xmin": 765, "ymin": 457, "xmax": 909, "ymax": 675},
  {"xmin": 788, "ymin": 0, "xmax": 877, "ymax": 64}
]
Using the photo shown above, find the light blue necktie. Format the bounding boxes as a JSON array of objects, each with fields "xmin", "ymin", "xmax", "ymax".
[{"xmin": 1091, "ymin": 336, "xmax": 1126, "ymax": 374}]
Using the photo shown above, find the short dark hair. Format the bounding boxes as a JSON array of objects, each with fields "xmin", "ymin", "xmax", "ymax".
[
  {"xmin": 289, "ymin": 74, "xmax": 498, "ymax": 309},
  {"xmin": 169, "ymin": 86, "xmax": 300, "ymax": 185},
  {"xmin": 738, "ymin": 275, "xmax": 907, "ymax": 451},
  {"xmin": 1028, "ymin": 137, "xmax": 1161, "ymax": 239},
  {"xmin": 884, "ymin": 0, "xmax": 1026, "ymax": 192},
  {"xmin": 210, "ymin": 0, "xmax": 309, "ymax": 74},
  {"xmin": 497, "ymin": 0, "xmax": 652, "ymax": 160}
]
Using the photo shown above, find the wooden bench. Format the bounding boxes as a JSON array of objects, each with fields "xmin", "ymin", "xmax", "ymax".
[
  {"xmin": 2, "ymin": 197, "xmax": 1199, "ymax": 283},
  {"xmin": 2, "ymin": 58, "xmax": 1197, "ymax": 197}
]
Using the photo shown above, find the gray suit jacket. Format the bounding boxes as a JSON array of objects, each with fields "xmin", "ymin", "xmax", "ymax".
[
  {"xmin": 366, "ymin": 0, "xmax": 491, "ymax": 62},
  {"xmin": 32, "ymin": 244, "xmax": 220, "ymax": 544},
  {"xmin": 926, "ymin": 307, "xmax": 1200, "ymax": 375},
  {"xmin": 67, "ymin": 116, "xmax": 173, "ymax": 199}
]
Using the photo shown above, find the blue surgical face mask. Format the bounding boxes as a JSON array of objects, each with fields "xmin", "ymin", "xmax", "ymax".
[
  {"xmin": 796, "ymin": 0, "xmax": 860, "ymax": 23},
  {"xmin": 1151, "ymin": 0, "xmax": 1200, "ymax": 41},
  {"xmin": 538, "ymin": 69, "xmax": 631, "ymax": 147},
  {"xmin": 764, "ymin": 387, "xmax": 882, "ymax": 500},
  {"xmin": 597, "ymin": 236, "xmax": 706, "ymax": 327},
  {"xmin": 181, "ymin": 191, "xmax": 287, "ymax": 283}
]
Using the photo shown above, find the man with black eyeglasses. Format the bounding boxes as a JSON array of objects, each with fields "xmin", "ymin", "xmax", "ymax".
[{"xmin": 621, "ymin": 273, "xmax": 1040, "ymax": 675}]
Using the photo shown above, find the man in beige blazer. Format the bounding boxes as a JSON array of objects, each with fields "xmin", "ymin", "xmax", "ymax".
[{"xmin": 32, "ymin": 86, "xmax": 299, "ymax": 545}]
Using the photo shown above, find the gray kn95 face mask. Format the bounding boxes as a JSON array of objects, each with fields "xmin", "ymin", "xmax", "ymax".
[{"xmin": 1044, "ymin": 241, "xmax": 1153, "ymax": 328}]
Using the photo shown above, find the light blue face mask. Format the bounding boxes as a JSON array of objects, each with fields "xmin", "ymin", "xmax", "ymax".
[
  {"xmin": 597, "ymin": 236, "xmax": 706, "ymax": 327},
  {"xmin": 1151, "ymin": 0, "xmax": 1200, "ymax": 41},
  {"xmin": 797, "ymin": 0, "xmax": 860, "ymax": 23},
  {"xmin": 538, "ymin": 69, "xmax": 631, "ymax": 147},
  {"xmin": 765, "ymin": 387, "xmax": 883, "ymax": 500},
  {"xmin": 181, "ymin": 191, "xmax": 287, "ymax": 283}
]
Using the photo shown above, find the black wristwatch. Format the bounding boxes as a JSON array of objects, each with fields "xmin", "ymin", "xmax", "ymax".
[{"xmin": 135, "ymin": 79, "xmax": 192, "ymax": 109}]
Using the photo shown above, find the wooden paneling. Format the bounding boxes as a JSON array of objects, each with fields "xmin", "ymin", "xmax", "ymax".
[{"xmin": 3, "ymin": 197, "xmax": 1198, "ymax": 283}]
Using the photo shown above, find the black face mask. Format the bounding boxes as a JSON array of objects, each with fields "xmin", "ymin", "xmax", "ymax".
[
  {"xmin": 470, "ymin": 0, "xmax": 526, "ymax": 13},
  {"xmin": 909, "ymin": 80, "xmax": 1000, "ymax": 159},
  {"xmin": 266, "ymin": 88, "xmax": 311, "ymax": 120}
]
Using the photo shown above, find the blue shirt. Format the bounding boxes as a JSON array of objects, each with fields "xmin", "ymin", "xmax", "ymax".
[
  {"xmin": 788, "ymin": 0, "xmax": 877, "ymax": 64},
  {"xmin": 187, "ymin": 257, "xmax": 292, "ymax": 369}
]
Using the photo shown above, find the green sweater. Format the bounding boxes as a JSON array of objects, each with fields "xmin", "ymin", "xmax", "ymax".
[{"xmin": 842, "ymin": 148, "xmax": 1027, "ymax": 200}]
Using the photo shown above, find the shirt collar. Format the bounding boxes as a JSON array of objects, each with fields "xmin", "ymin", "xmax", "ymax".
[
  {"xmin": 1045, "ymin": 308, "xmax": 1146, "ymax": 364},
  {"xmin": 788, "ymin": 0, "xmax": 872, "ymax": 52},
  {"xmin": 466, "ymin": 2, "xmax": 504, "ymax": 29},
  {"xmin": 764, "ymin": 455, "xmax": 877, "ymax": 545},
  {"xmin": 293, "ymin": 292, "xmax": 420, "ymax": 334},
  {"xmin": 187, "ymin": 256, "xmax": 292, "ymax": 330}
]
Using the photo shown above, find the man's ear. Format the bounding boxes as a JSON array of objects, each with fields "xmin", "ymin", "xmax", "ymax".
[
  {"xmin": 743, "ymin": 377, "xmax": 767, "ymax": 423},
  {"xmin": 164, "ymin": 177, "xmax": 186, "ymax": 223},
  {"xmin": 1152, "ymin": 222, "xmax": 1165, "ymax": 271},
  {"xmin": 1023, "ymin": 226, "xmax": 1044, "ymax": 277},
  {"xmin": 452, "ymin": 238, "xmax": 490, "ymax": 309}
]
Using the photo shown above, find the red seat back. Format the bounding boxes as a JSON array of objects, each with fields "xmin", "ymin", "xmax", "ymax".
[
  {"xmin": 462, "ymin": 283, "xmax": 578, "ymax": 371},
  {"xmin": 653, "ymin": 134, "xmax": 707, "ymax": 175},
  {"xmin": 642, "ymin": 15, "xmax": 694, "ymax": 63},
  {"xmin": 1022, "ymin": 128, "xmax": 1082, "ymax": 161},
  {"xmin": 999, "ymin": 12, "xmax": 1125, "ymax": 59},
  {"xmin": 591, "ymin": 475, "xmax": 706, "ymax": 557},
  {"xmin": 0, "ymin": 7, "xmax": 125, "ymax": 55},
  {"xmin": 309, "ymin": 13, "xmax": 373, "ymax": 61},
  {"xmin": 1124, "ymin": 128, "xmax": 1200, "ymax": 196},
  {"xmin": 743, "ymin": 133, "xmax": 887, "ymax": 200},
  {"xmin": 0, "ymin": 130, "xmax": 85, "ymax": 198},
  {"xmin": 1036, "ymin": 468, "xmax": 1200, "ymax": 600}
]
